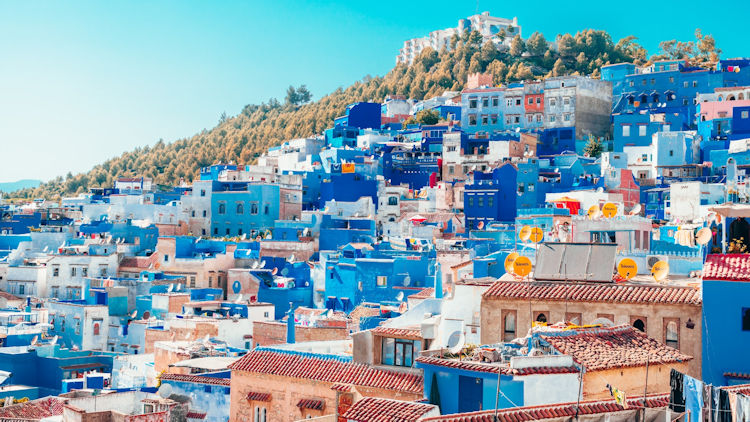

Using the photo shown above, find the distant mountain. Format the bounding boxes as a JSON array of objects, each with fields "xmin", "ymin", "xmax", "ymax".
[{"xmin": 0, "ymin": 179, "xmax": 42, "ymax": 193}]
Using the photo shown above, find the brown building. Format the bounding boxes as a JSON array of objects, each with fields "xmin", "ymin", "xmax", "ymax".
[
  {"xmin": 481, "ymin": 280, "xmax": 702, "ymax": 377},
  {"xmin": 228, "ymin": 349, "xmax": 423, "ymax": 422},
  {"xmin": 538, "ymin": 325, "xmax": 692, "ymax": 400},
  {"xmin": 252, "ymin": 319, "xmax": 349, "ymax": 347}
]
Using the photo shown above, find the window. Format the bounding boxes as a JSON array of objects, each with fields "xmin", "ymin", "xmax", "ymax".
[
  {"xmin": 669, "ymin": 150, "xmax": 674, "ymax": 157},
  {"xmin": 226, "ymin": 228, "xmax": 230, "ymax": 235},
  {"xmin": 381, "ymin": 337, "xmax": 420, "ymax": 367},
  {"xmin": 203, "ymin": 210, "xmax": 207, "ymax": 217},
  {"xmin": 683, "ymin": 81, "xmax": 689, "ymax": 88},
  {"xmin": 18, "ymin": 284, "xmax": 24, "ymax": 295},
  {"xmin": 514, "ymin": 116, "xmax": 520, "ymax": 124},
  {"xmin": 491, "ymin": 115, "xmax": 498, "ymax": 124},
  {"xmin": 236, "ymin": 203, "xmax": 244, "ymax": 214},
  {"xmin": 218, "ymin": 203, "xmax": 226, "ymax": 215},
  {"xmin": 633, "ymin": 318, "xmax": 646, "ymax": 332},
  {"xmin": 629, "ymin": 81, "xmax": 634, "ymax": 87},
  {"xmin": 487, "ymin": 196, "xmax": 493, "ymax": 207},
  {"xmin": 549, "ymin": 98, "xmax": 556, "ymax": 106},
  {"xmin": 478, "ymin": 196, "xmax": 484, "ymax": 207},
  {"xmin": 669, "ymin": 76, "xmax": 674, "ymax": 83},
  {"xmin": 75, "ymin": 319, "xmax": 81, "ymax": 335},
  {"xmin": 563, "ymin": 97, "xmax": 570, "ymax": 105},
  {"xmin": 468, "ymin": 114, "xmax": 477, "ymax": 126},
  {"xmin": 549, "ymin": 115, "xmax": 556, "ymax": 122},
  {"xmin": 264, "ymin": 205, "xmax": 270, "ymax": 215},
  {"xmin": 492, "ymin": 97, "xmax": 499, "ymax": 107},
  {"xmin": 71, "ymin": 267, "xmax": 77, "ymax": 277},
  {"xmin": 742, "ymin": 308, "xmax": 750, "ymax": 331},
  {"xmin": 639, "ymin": 125, "xmax": 647, "ymax": 136},
  {"xmin": 692, "ymin": 81, "xmax": 698, "ymax": 87},
  {"xmin": 469, "ymin": 99, "xmax": 477, "ymax": 109},
  {"xmin": 482, "ymin": 98, "xmax": 489, "ymax": 107},
  {"xmin": 200, "ymin": 189, "xmax": 206, "ymax": 197},
  {"xmin": 82, "ymin": 267, "xmax": 88, "ymax": 277},
  {"xmin": 528, "ymin": 97, "xmax": 533, "ymax": 105},
  {"xmin": 251, "ymin": 203, "xmax": 258, "ymax": 214},
  {"xmin": 163, "ymin": 254, "xmax": 169, "ymax": 263},
  {"xmin": 467, "ymin": 196, "xmax": 474, "ymax": 207},
  {"xmin": 641, "ymin": 79, "xmax": 647, "ymax": 86},
  {"xmin": 213, "ymin": 227, "xmax": 218, "ymax": 235},
  {"xmin": 481, "ymin": 115, "xmax": 488, "ymax": 125},
  {"xmin": 376, "ymin": 276, "xmax": 387, "ymax": 287},
  {"xmin": 448, "ymin": 166, "xmax": 455, "ymax": 175},
  {"xmin": 388, "ymin": 196, "xmax": 398, "ymax": 206},
  {"xmin": 743, "ymin": 111, "xmax": 749, "ymax": 119},
  {"xmin": 190, "ymin": 276, "xmax": 196, "ymax": 288},
  {"xmin": 53, "ymin": 266, "xmax": 59, "ymax": 277},
  {"xmin": 664, "ymin": 319, "xmax": 679, "ymax": 349},
  {"xmin": 515, "ymin": 98, "xmax": 521, "ymax": 106},
  {"xmin": 254, "ymin": 406, "xmax": 267, "ymax": 422},
  {"xmin": 503, "ymin": 310, "xmax": 516, "ymax": 341},
  {"xmin": 93, "ymin": 322, "xmax": 100, "ymax": 336},
  {"xmin": 535, "ymin": 312, "xmax": 548, "ymax": 323},
  {"xmin": 564, "ymin": 113, "xmax": 570, "ymax": 122},
  {"xmin": 650, "ymin": 78, "xmax": 655, "ymax": 85},
  {"xmin": 536, "ymin": 97, "xmax": 541, "ymax": 104},
  {"xmin": 191, "ymin": 210, "xmax": 196, "ymax": 217}
]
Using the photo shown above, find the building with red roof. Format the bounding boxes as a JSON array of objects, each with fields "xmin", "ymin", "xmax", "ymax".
[
  {"xmin": 343, "ymin": 397, "xmax": 440, "ymax": 421},
  {"xmin": 227, "ymin": 347, "xmax": 423, "ymax": 421},
  {"xmin": 480, "ymin": 279, "xmax": 702, "ymax": 377}
]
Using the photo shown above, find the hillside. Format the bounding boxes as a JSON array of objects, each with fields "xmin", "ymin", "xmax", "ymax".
[{"xmin": 9, "ymin": 28, "xmax": 716, "ymax": 200}]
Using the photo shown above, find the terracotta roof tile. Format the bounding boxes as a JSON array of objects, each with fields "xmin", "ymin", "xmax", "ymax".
[
  {"xmin": 186, "ymin": 410, "xmax": 207, "ymax": 419},
  {"xmin": 229, "ymin": 349, "xmax": 423, "ymax": 394},
  {"xmin": 539, "ymin": 325, "xmax": 693, "ymax": 371},
  {"xmin": 703, "ymin": 254, "xmax": 750, "ymax": 281},
  {"xmin": 408, "ymin": 288, "xmax": 434, "ymax": 299},
  {"xmin": 246, "ymin": 391, "xmax": 272, "ymax": 402},
  {"xmin": 483, "ymin": 280, "xmax": 701, "ymax": 305},
  {"xmin": 160, "ymin": 373, "xmax": 230, "ymax": 386},
  {"xmin": 371, "ymin": 325, "xmax": 423, "ymax": 340},
  {"xmin": 721, "ymin": 383, "xmax": 750, "ymax": 395},
  {"xmin": 0, "ymin": 397, "xmax": 65, "ymax": 420},
  {"xmin": 330, "ymin": 383, "xmax": 353, "ymax": 392},
  {"xmin": 724, "ymin": 372, "xmax": 750, "ymax": 379},
  {"xmin": 296, "ymin": 398, "xmax": 325, "ymax": 410},
  {"xmin": 343, "ymin": 397, "xmax": 438, "ymax": 422},
  {"xmin": 422, "ymin": 394, "xmax": 669, "ymax": 421},
  {"xmin": 415, "ymin": 356, "xmax": 579, "ymax": 376}
]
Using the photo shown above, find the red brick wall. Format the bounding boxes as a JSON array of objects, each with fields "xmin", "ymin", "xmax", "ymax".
[{"xmin": 252, "ymin": 321, "xmax": 349, "ymax": 348}]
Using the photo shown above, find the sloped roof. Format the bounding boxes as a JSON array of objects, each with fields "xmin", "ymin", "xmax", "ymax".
[
  {"xmin": 539, "ymin": 325, "xmax": 692, "ymax": 371},
  {"xmin": 0, "ymin": 397, "xmax": 65, "ymax": 420},
  {"xmin": 703, "ymin": 254, "xmax": 750, "ymax": 281},
  {"xmin": 343, "ymin": 397, "xmax": 437, "ymax": 422},
  {"xmin": 371, "ymin": 325, "xmax": 423, "ymax": 340},
  {"xmin": 229, "ymin": 349, "xmax": 423, "ymax": 394},
  {"xmin": 159, "ymin": 372, "xmax": 230, "ymax": 386},
  {"xmin": 415, "ymin": 356, "xmax": 579, "ymax": 376},
  {"xmin": 483, "ymin": 280, "xmax": 701, "ymax": 305}
]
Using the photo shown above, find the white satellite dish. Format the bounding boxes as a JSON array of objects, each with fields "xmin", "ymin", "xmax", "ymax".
[
  {"xmin": 252, "ymin": 260, "xmax": 259, "ymax": 269},
  {"xmin": 42, "ymin": 246, "xmax": 48, "ymax": 253},
  {"xmin": 260, "ymin": 260, "xmax": 267, "ymax": 268},
  {"xmin": 0, "ymin": 370, "xmax": 12, "ymax": 385},
  {"xmin": 629, "ymin": 204, "xmax": 642, "ymax": 215},
  {"xmin": 50, "ymin": 335, "xmax": 58, "ymax": 345},
  {"xmin": 281, "ymin": 268, "xmax": 289, "ymax": 276},
  {"xmin": 447, "ymin": 331, "xmax": 465, "ymax": 355},
  {"xmin": 396, "ymin": 291, "xmax": 404, "ymax": 302},
  {"xmin": 289, "ymin": 254, "xmax": 295, "ymax": 263},
  {"xmin": 235, "ymin": 294, "xmax": 243, "ymax": 304},
  {"xmin": 696, "ymin": 227, "xmax": 712, "ymax": 245},
  {"xmin": 157, "ymin": 383, "xmax": 173, "ymax": 398},
  {"xmin": 175, "ymin": 283, "xmax": 181, "ymax": 291},
  {"xmin": 403, "ymin": 275, "xmax": 412, "ymax": 287}
]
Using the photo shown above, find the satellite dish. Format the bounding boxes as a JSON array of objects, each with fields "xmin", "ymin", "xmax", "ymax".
[
  {"xmin": 167, "ymin": 284, "xmax": 174, "ymax": 293},
  {"xmin": 617, "ymin": 258, "xmax": 638, "ymax": 280},
  {"xmin": 31, "ymin": 336, "xmax": 38, "ymax": 347},
  {"xmin": 518, "ymin": 225, "xmax": 532, "ymax": 242},
  {"xmin": 504, "ymin": 252, "xmax": 519, "ymax": 273},
  {"xmin": 530, "ymin": 227, "xmax": 544, "ymax": 243},
  {"xmin": 396, "ymin": 291, "xmax": 404, "ymax": 302},
  {"xmin": 587, "ymin": 205, "xmax": 601, "ymax": 220},
  {"xmin": 281, "ymin": 268, "xmax": 289, "ymax": 276},
  {"xmin": 629, "ymin": 204, "xmax": 642, "ymax": 216},
  {"xmin": 260, "ymin": 260, "xmax": 267, "ymax": 269},
  {"xmin": 512, "ymin": 256, "xmax": 533, "ymax": 277},
  {"xmin": 175, "ymin": 283, "xmax": 181, "ymax": 291},
  {"xmin": 42, "ymin": 246, "xmax": 48, "ymax": 253},
  {"xmin": 235, "ymin": 294, "xmax": 243, "ymax": 304},
  {"xmin": 602, "ymin": 202, "xmax": 618, "ymax": 218},
  {"xmin": 696, "ymin": 227, "xmax": 712, "ymax": 245},
  {"xmin": 157, "ymin": 383, "xmax": 173, "ymax": 398},
  {"xmin": 252, "ymin": 260, "xmax": 260, "ymax": 269},
  {"xmin": 289, "ymin": 254, "xmax": 295, "ymax": 263},
  {"xmin": 447, "ymin": 331, "xmax": 465, "ymax": 355},
  {"xmin": 272, "ymin": 267, "xmax": 278, "ymax": 275},
  {"xmin": 131, "ymin": 310, "xmax": 137, "ymax": 319},
  {"xmin": 477, "ymin": 220, "xmax": 485, "ymax": 230},
  {"xmin": 652, "ymin": 260, "xmax": 669, "ymax": 282},
  {"xmin": 50, "ymin": 335, "xmax": 58, "ymax": 345},
  {"xmin": 403, "ymin": 275, "xmax": 411, "ymax": 287}
]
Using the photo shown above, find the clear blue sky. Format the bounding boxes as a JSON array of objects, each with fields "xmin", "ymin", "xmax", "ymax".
[{"xmin": 1, "ymin": 0, "xmax": 747, "ymax": 183}]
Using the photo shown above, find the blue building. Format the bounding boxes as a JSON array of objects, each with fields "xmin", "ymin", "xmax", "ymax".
[
  {"xmin": 334, "ymin": 102, "xmax": 381, "ymax": 130},
  {"xmin": 464, "ymin": 160, "xmax": 539, "ymax": 228},
  {"xmin": 461, "ymin": 87, "xmax": 505, "ymax": 134},
  {"xmin": 211, "ymin": 182, "xmax": 280, "ymax": 236}
]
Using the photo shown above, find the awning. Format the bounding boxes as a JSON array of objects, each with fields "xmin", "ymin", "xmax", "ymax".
[
  {"xmin": 296, "ymin": 398, "xmax": 325, "ymax": 410},
  {"xmin": 711, "ymin": 203, "xmax": 750, "ymax": 218},
  {"xmin": 246, "ymin": 392, "xmax": 271, "ymax": 402}
]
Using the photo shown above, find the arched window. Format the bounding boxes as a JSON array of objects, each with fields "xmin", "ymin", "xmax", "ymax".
[
  {"xmin": 93, "ymin": 322, "xmax": 100, "ymax": 336},
  {"xmin": 633, "ymin": 319, "xmax": 645, "ymax": 332},
  {"xmin": 503, "ymin": 313, "xmax": 516, "ymax": 341},
  {"xmin": 536, "ymin": 313, "xmax": 547, "ymax": 323},
  {"xmin": 666, "ymin": 321, "xmax": 679, "ymax": 349},
  {"xmin": 740, "ymin": 93, "xmax": 745, "ymax": 100},
  {"xmin": 388, "ymin": 196, "xmax": 398, "ymax": 206},
  {"xmin": 728, "ymin": 95, "xmax": 736, "ymax": 101},
  {"xmin": 250, "ymin": 203, "xmax": 258, "ymax": 215},
  {"xmin": 218, "ymin": 203, "xmax": 226, "ymax": 215},
  {"xmin": 236, "ymin": 203, "xmax": 244, "ymax": 214}
]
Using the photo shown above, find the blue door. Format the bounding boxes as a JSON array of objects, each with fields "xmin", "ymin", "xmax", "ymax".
[{"xmin": 458, "ymin": 375, "xmax": 483, "ymax": 413}]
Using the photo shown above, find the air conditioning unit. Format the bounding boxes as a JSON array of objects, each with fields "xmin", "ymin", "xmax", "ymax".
[{"xmin": 646, "ymin": 255, "xmax": 669, "ymax": 269}]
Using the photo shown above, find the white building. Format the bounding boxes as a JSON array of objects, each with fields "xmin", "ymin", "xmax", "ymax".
[{"xmin": 397, "ymin": 12, "xmax": 521, "ymax": 64}]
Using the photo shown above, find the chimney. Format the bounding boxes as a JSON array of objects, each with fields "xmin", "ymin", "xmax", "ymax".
[{"xmin": 286, "ymin": 302, "xmax": 296, "ymax": 344}]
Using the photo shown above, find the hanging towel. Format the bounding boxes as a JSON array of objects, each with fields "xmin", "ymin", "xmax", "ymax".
[
  {"xmin": 703, "ymin": 384, "xmax": 712, "ymax": 422},
  {"xmin": 676, "ymin": 229, "xmax": 696, "ymax": 247},
  {"xmin": 684, "ymin": 375, "xmax": 704, "ymax": 422},
  {"xmin": 713, "ymin": 386, "xmax": 721, "ymax": 422},
  {"xmin": 671, "ymin": 369, "xmax": 686, "ymax": 413},
  {"xmin": 730, "ymin": 392, "xmax": 738, "ymax": 422},
  {"xmin": 741, "ymin": 394, "xmax": 750, "ymax": 422}
]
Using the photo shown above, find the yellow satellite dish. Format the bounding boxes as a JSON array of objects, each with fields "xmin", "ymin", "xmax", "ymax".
[
  {"xmin": 602, "ymin": 202, "xmax": 618, "ymax": 218},
  {"xmin": 651, "ymin": 260, "xmax": 669, "ymax": 282},
  {"xmin": 696, "ymin": 227, "xmax": 712, "ymax": 245},
  {"xmin": 587, "ymin": 205, "xmax": 601, "ymax": 220},
  {"xmin": 519, "ymin": 225, "xmax": 532, "ymax": 242},
  {"xmin": 530, "ymin": 227, "xmax": 544, "ymax": 243},
  {"xmin": 617, "ymin": 258, "xmax": 638, "ymax": 280},
  {"xmin": 513, "ymin": 256, "xmax": 533, "ymax": 277},
  {"xmin": 504, "ymin": 252, "xmax": 519, "ymax": 273}
]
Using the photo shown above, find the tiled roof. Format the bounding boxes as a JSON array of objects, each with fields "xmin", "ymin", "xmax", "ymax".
[
  {"xmin": 246, "ymin": 392, "xmax": 272, "ymax": 402},
  {"xmin": 539, "ymin": 325, "xmax": 693, "ymax": 371},
  {"xmin": 330, "ymin": 383, "xmax": 353, "ymax": 392},
  {"xmin": 186, "ymin": 410, "xmax": 207, "ymax": 419},
  {"xmin": 721, "ymin": 383, "xmax": 750, "ymax": 396},
  {"xmin": 703, "ymin": 254, "xmax": 750, "ymax": 281},
  {"xmin": 0, "ymin": 291, "xmax": 21, "ymax": 301},
  {"xmin": 229, "ymin": 349, "xmax": 423, "ymax": 394},
  {"xmin": 348, "ymin": 305, "xmax": 380, "ymax": 321},
  {"xmin": 343, "ymin": 397, "xmax": 438, "ymax": 422},
  {"xmin": 160, "ymin": 373, "xmax": 230, "ymax": 386},
  {"xmin": 408, "ymin": 288, "xmax": 434, "ymax": 299},
  {"xmin": 119, "ymin": 255, "xmax": 155, "ymax": 269},
  {"xmin": 296, "ymin": 398, "xmax": 325, "ymax": 410},
  {"xmin": 724, "ymin": 372, "xmax": 750, "ymax": 379},
  {"xmin": 422, "ymin": 394, "xmax": 669, "ymax": 421},
  {"xmin": 416, "ymin": 356, "xmax": 579, "ymax": 376},
  {"xmin": 483, "ymin": 280, "xmax": 701, "ymax": 305},
  {"xmin": 371, "ymin": 326, "xmax": 423, "ymax": 340},
  {"xmin": 0, "ymin": 397, "xmax": 65, "ymax": 420}
]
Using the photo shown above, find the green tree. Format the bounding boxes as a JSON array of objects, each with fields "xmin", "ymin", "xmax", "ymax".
[
  {"xmin": 526, "ymin": 32, "xmax": 548, "ymax": 57},
  {"xmin": 415, "ymin": 109, "xmax": 440, "ymax": 125},
  {"xmin": 583, "ymin": 135, "xmax": 603, "ymax": 158},
  {"xmin": 509, "ymin": 35, "xmax": 525, "ymax": 57}
]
